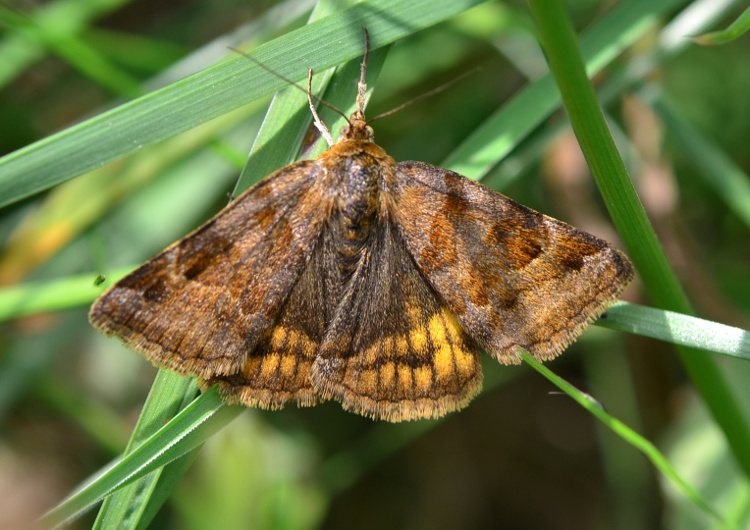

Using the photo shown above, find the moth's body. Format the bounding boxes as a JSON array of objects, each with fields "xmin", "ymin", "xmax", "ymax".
[
  {"xmin": 89, "ymin": 54, "xmax": 634, "ymax": 422},
  {"xmin": 320, "ymin": 116, "xmax": 389, "ymax": 283}
]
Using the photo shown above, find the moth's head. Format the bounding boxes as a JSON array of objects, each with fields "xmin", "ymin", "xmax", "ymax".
[{"xmin": 339, "ymin": 110, "xmax": 374, "ymax": 142}]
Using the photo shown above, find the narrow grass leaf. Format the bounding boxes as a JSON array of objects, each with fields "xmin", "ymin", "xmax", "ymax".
[
  {"xmin": 43, "ymin": 386, "xmax": 241, "ymax": 527},
  {"xmin": 0, "ymin": 268, "xmax": 131, "ymax": 323},
  {"xmin": 523, "ymin": 352, "xmax": 729, "ymax": 526},
  {"xmin": 692, "ymin": 6, "xmax": 750, "ymax": 45},
  {"xmin": 528, "ymin": 0, "xmax": 750, "ymax": 485},
  {"xmin": 600, "ymin": 303, "xmax": 750, "ymax": 361},
  {"xmin": 91, "ymin": 370, "xmax": 198, "ymax": 529},
  {"xmin": 0, "ymin": 0, "xmax": 490, "ymax": 209}
]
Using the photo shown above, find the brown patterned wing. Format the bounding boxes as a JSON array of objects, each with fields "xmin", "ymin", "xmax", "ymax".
[
  {"xmin": 204, "ymin": 238, "xmax": 329, "ymax": 409},
  {"xmin": 309, "ymin": 216, "xmax": 483, "ymax": 422},
  {"xmin": 392, "ymin": 161, "xmax": 634, "ymax": 365},
  {"xmin": 89, "ymin": 160, "xmax": 332, "ymax": 393}
]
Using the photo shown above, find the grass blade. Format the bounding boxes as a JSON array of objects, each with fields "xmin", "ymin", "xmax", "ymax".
[
  {"xmin": 42, "ymin": 385, "xmax": 241, "ymax": 527},
  {"xmin": 600, "ymin": 303, "xmax": 750, "ymax": 360},
  {"xmin": 528, "ymin": 0, "xmax": 750, "ymax": 488},
  {"xmin": 0, "ymin": 0, "xmax": 489, "ymax": 209},
  {"xmin": 523, "ymin": 352, "xmax": 729, "ymax": 527}
]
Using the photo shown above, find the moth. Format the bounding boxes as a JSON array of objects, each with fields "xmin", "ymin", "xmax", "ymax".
[{"xmin": 90, "ymin": 31, "xmax": 634, "ymax": 422}]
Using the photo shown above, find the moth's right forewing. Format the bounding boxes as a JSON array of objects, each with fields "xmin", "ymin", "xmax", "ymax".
[
  {"xmin": 89, "ymin": 160, "xmax": 332, "ymax": 379},
  {"xmin": 391, "ymin": 161, "xmax": 634, "ymax": 365}
]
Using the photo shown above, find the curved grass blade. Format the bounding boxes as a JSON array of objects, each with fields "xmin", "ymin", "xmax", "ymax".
[
  {"xmin": 692, "ymin": 6, "xmax": 750, "ymax": 45},
  {"xmin": 528, "ymin": 0, "xmax": 750, "ymax": 488},
  {"xmin": 42, "ymin": 386, "xmax": 242, "ymax": 528},
  {"xmin": 443, "ymin": 0, "xmax": 690, "ymax": 180},
  {"xmin": 0, "ymin": 0, "xmax": 490, "ymax": 209},
  {"xmin": 523, "ymin": 352, "xmax": 729, "ymax": 527},
  {"xmin": 0, "ymin": 268, "xmax": 131, "ymax": 323},
  {"xmin": 90, "ymin": 369, "xmax": 199, "ymax": 530}
]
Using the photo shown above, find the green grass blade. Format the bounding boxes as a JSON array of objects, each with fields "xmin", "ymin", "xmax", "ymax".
[
  {"xmin": 90, "ymin": 370, "xmax": 198, "ymax": 530},
  {"xmin": 130, "ymin": 449, "xmax": 202, "ymax": 530},
  {"xmin": 0, "ymin": 0, "xmax": 489, "ymax": 209},
  {"xmin": 443, "ymin": 0, "xmax": 689, "ymax": 180},
  {"xmin": 600, "ymin": 303, "xmax": 750, "ymax": 360},
  {"xmin": 692, "ymin": 6, "xmax": 750, "ymax": 45},
  {"xmin": 0, "ymin": 268, "xmax": 131, "ymax": 323},
  {"xmin": 42, "ymin": 385, "xmax": 242, "ymax": 527},
  {"xmin": 522, "ymin": 352, "xmax": 729, "ymax": 527},
  {"xmin": 528, "ymin": 0, "xmax": 750, "ymax": 487}
]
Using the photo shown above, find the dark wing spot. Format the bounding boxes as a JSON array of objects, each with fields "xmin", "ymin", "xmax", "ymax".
[
  {"xmin": 555, "ymin": 230, "xmax": 606, "ymax": 272},
  {"xmin": 558, "ymin": 252, "xmax": 584, "ymax": 272},
  {"xmin": 506, "ymin": 237, "xmax": 543, "ymax": 269},
  {"xmin": 143, "ymin": 280, "xmax": 167, "ymax": 302},
  {"xmin": 178, "ymin": 234, "xmax": 234, "ymax": 280},
  {"xmin": 492, "ymin": 212, "xmax": 547, "ymax": 270},
  {"xmin": 495, "ymin": 290, "xmax": 518, "ymax": 311}
]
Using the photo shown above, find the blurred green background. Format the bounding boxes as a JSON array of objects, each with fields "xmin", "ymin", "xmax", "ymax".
[{"xmin": 1, "ymin": 0, "xmax": 749, "ymax": 529}]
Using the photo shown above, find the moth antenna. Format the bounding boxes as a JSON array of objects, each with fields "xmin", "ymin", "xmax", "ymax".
[
  {"xmin": 356, "ymin": 27, "xmax": 370, "ymax": 115},
  {"xmin": 228, "ymin": 46, "xmax": 350, "ymax": 123},
  {"xmin": 308, "ymin": 69, "xmax": 334, "ymax": 146},
  {"xmin": 366, "ymin": 67, "xmax": 482, "ymax": 125}
]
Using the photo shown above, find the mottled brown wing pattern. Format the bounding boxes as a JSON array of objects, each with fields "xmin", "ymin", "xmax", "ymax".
[
  {"xmin": 88, "ymin": 26, "xmax": 637, "ymax": 422},
  {"xmin": 310, "ymin": 215, "xmax": 483, "ymax": 422},
  {"xmin": 89, "ymin": 160, "xmax": 332, "ymax": 381},
  {"xmin": 205, "ymin": 236, "xmax": 329, "ymax": 409},
  {"xmin": 392, "ymin": 161, "xmax": 634, "ymax": 365}
]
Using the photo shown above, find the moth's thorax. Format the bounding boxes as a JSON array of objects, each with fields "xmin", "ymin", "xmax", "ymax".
[{"xmin": 317, "ymin": 133, "xmax": 394, "ymax": 273}]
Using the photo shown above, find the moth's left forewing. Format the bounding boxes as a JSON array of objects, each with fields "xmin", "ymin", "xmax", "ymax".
[
  {"xmin": 391, "ymin": 161, "xmax": 634, "ymax": 365},
  {"xmin": 89, "ymin": 160, "xmax": 332, "ymax": 381}
]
